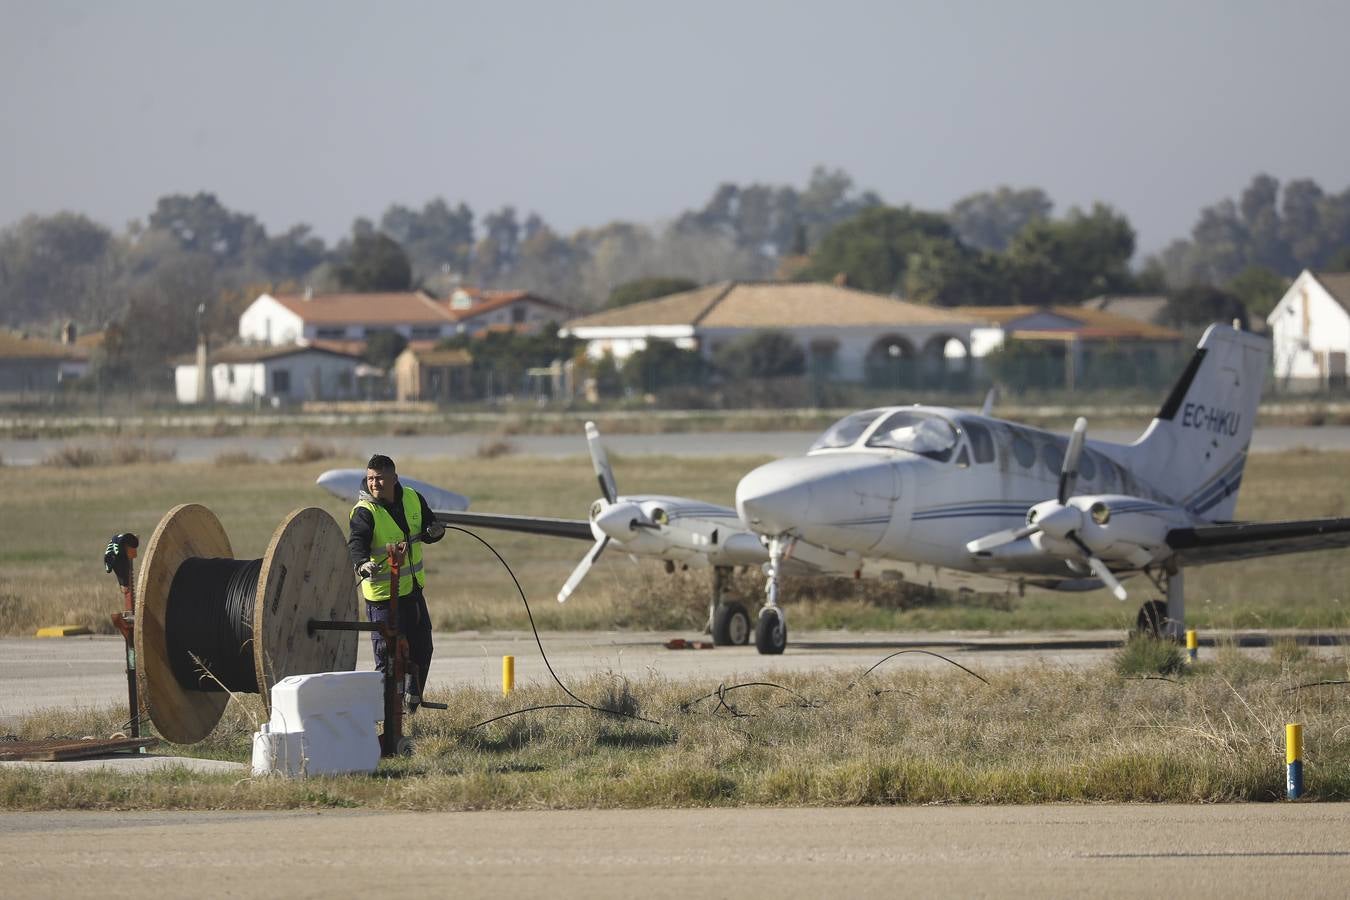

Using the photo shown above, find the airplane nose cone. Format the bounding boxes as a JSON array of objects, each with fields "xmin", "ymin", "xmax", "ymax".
[
  {"xmin": 736, "ymin": 454, "xmax": 899, "ymax": 551},
  {"xmin": 736, "ymin": 460, "xmax": 813, "ymax": 534}
]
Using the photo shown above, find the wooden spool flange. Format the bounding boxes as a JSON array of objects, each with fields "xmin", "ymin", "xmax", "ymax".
[{"xmin": 134, "ymin": 504, "xmax": 359, "ymax": 744}]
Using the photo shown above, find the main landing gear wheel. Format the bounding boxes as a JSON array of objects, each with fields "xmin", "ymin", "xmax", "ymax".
[
  {"xmin": 712, "ymin": 601, "xmax": 751, "ymax": 646},
  {"xmin": 755, "ymin": 608, "xmax": 787, "ymax": 655},
  {"xmin": 1135, "ymin": 599, "xmax": 1169, "ymax": 639}
]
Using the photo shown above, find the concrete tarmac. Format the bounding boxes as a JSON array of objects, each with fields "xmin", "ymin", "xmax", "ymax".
[
  {"xmin": 2, "ymin": 805, "xmax": 1349, "ymax": 898},
  {"xmin": 0, "ymin": 628, "xmax": 1133, "ymax": 722}
]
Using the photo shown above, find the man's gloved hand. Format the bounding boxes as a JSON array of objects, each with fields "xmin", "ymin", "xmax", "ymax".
[
  {"xmin": 104, "ymin": 537, "xmax": 122, "ymax": 574},
  {"xmin": 103, "ymin": 533, "xmax": 139, "ymax": 588},
  {"xmin": 423, "ymin": 522, "xmax": 446, "ymax": 543},
  {"xmin": 355, "ymin": 560, "xmax": 379, "ymax": 580}
]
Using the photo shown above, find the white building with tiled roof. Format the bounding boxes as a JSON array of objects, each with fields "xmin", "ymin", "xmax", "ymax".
[
  {"xmin": 172, "ymin": 343, "xmax": 364, "ymax": 405},
  {"xmin": 1267, "ymin": 270, "xmax": 1350, "ymax": 391},
  {"xmin": 560, "ymin": 281, "xmax": 983, "ymax": 381},
  {"xmin": 238, "ymin": 289, "xmax": 568, "ymax": 347}
]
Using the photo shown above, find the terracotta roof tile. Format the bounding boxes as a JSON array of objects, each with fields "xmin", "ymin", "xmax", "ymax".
[
  {"xmin": 270, "ymin": 292, "xmax": 454, "ymax": 325},
  {"xmin": 565, "ymin": 282, "xmax": 979, "ymax": 330},
  {"xmin": 0, "ymin": 331, "xmax": 87, "ymax": 360},
  {"xmin": 961, "ymin": 305, "xmax": 1181, "ymax": 340}
]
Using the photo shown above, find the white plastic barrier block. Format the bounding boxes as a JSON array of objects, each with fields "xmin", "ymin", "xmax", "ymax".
[{"xmin": 251, "ymin": 671, "xmax": 384, "ymax": 778}]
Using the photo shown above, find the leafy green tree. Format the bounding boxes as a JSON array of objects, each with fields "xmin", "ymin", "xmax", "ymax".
[
  {"xmin": 362, "ymin": 330, "xmax": 408, "ymax": 370},
  {"xmin": 621, "ymin": 339, "xmax": 707, "ymax": 393},
  {"xmin": 798, "ymin": 206, "xmax": 956, "ymax": 294},
  {"xmin": 1226, "ymin": 266, "xmax": 1288, "ymax": 321},
  {"xmin": 379, "ymin": 197, "xmax": 475, "ymax": 280},
  {"xmin": 1330, "ymin": 246, "xmax": 1350, "ymax": 270},
  {"xmin": 147, "ymin": 192, "xmax": 267, "ymax": 263},
  {"xmin": 335, "ymin": 233, "xmax": 412, "ymax": 291},
  {"xmin": 606, "ymin": 277, "xmax": 699, "ymax": 308},
  {"xmin": 0, "ymin": 212, "xmax": 115, "ymax": 325},
  {"xmin": 713, "ymin": 330, "xmax": 805, "ymax": 380},
  {"xmin": 949, "ymin": 187, "xmax": 1052, "ymax": 252},
  {"xmin": 1003, "ymin": 204, "xmax": 1136, "ymax": 303},
  {"xmin": 1162, "ymin": 285, "xmax": 1249, "ymax": 331}
]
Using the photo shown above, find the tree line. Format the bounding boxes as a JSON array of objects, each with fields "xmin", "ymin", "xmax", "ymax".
[{"xmin": 4, "ymin": 168, "xmax": 1349, "ymax": 390}]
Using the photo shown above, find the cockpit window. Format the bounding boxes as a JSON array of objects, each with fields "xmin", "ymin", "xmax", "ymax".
[
  {"xmin": 960, "ymin": 420, "xmax": 996, "ymax": 464},
  {"xmin": 809, "ymin": 409, "xmax": 887, "ymax": 451},
  {"xmin": 865, "ymin": 410, "xmax": 959, "ymax": 461}
]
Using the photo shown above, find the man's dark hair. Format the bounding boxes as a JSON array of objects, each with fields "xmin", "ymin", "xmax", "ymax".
[{"xmin": 366, "ymin": 454, "xmax": 396, "ymax": 473}]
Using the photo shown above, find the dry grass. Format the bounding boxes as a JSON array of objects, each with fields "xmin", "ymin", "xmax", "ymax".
[
  {"xmin": 4, "ymin": 651, "xmax": 1350, "ymax": 809},
  {"xmin": 41, "ymin": 441, "xmax": 177, "ymax": 468},
  {"xmin": 278, "ymin": 439, "xmax": 337, "ymax": 464},
  {"xmin": 475, "ymin": 436, "xmax": 517, "ymax": 458},
  {"xmin": 213, "ymin": 449, "xmax": 261, "ymax": 466},
  {"xmin": 1, "ymin": 451, "xmax": 1348, "ymax": 638}
]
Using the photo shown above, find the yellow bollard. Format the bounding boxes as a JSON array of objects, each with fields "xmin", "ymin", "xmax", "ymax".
[
  {"xmin": 1185, "ymin": 629, "xmax": 1198, "ymax": 662},
  {"xmin": 1286, "ymin": 723, "xmax": 1303, "ymax": 799},
  {"xmin": 502, "ymin": 655, "xmax": 515, "ymax": 696}
]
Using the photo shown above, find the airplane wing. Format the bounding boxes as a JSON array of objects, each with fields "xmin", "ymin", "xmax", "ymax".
[
  {"xmin": 432, "ymin": 510, "xmax": 593, "ymax": 541},
  {"xmin": 1166, "ymin": 517, "xmax": 1350, "ymax": 566}
]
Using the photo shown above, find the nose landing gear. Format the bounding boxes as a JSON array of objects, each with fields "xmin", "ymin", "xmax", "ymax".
[{"xmin": 755, "ymin": 535, "xmax": 790, "ymax": 655}]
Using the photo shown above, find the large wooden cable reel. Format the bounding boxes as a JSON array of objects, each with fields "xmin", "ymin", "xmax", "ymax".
[{"xmin": 134, "ymin": 504, "xmax": 358, "ymax": 744}]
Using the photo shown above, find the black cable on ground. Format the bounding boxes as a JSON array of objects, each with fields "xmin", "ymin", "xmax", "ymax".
[
  {"xmin": 443, "ymin": 526, "xmax": 667, "ymax": 731},
  {"xmin": 1284, "ymin": 679, "xmax": 1350, "ymax": 693},
  {"xmin": 847, "ymin": 648, "xmax": 990, "ymax": 689}
]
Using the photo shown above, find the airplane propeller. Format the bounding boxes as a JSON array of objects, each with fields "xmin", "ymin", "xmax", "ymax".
[
  {"xmin": 965, "ymin": 417, "xmax": 1128, "ymax": 600},
  {"xmin": 557, "ymin": 421, "xmax": 709, "ymax": 603}
]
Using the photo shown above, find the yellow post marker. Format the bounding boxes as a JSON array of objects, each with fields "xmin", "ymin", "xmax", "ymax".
[
  {"xmin": 502, "ymin": 655, "xmax": 515, "ymax": 696},
  {"xmin": 1286, "ymin": 723, "xmax": 1304, "ymax": 799},
  {"xmin": 1185, "ymin": 629, "xmax": 1198, "ymax": 662}
]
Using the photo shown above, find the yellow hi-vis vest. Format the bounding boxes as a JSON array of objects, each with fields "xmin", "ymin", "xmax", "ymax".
[{"xmin": 353, "ymin": 486, "xmax": 425, "ymax": 602}]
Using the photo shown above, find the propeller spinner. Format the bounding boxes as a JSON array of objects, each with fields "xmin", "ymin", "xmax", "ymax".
[{"xmin": 965, "ymin": 417, "xmax": 1128, "ymax": 600}]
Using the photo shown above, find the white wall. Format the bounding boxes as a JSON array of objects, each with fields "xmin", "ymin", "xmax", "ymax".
[
  {"xmin": 177, "ymin": 353, "xmax": 360, "ymax": 404},
  {"xmin": 1268, "ymin": 272, "xmax": 1350, "ymax": 385},
  {"xmin": 239, "ymin": 294, "xmax": 306, "ymax": 346}
]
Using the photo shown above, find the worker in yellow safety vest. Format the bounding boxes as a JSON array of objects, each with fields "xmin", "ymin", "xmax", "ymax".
[{"xmin": 348, "ymin": 454, "xmax": 445, "ymax": 700}]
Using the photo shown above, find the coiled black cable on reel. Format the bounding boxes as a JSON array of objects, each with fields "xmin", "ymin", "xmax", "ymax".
[{"xmin": 134, "ymin": 504, "xmax": 359, "ymax": 744}]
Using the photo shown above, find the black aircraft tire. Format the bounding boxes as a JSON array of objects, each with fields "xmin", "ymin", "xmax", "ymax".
[
  {"xmin": 755, "ymin": 608, "xmax": 787, "ymax": 655},
  {"xmin": 712, "ymin": 602, "xmax": 751, "ymax": 646},
  {"xmin": 1135, "ymin": 599, "xmax": 1169, "ymax": 639}
]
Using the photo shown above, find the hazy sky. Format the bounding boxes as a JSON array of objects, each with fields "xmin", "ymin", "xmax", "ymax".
[{"xmin": 3, "ymin": 0, "xmax": 1348, "ymax": 256}]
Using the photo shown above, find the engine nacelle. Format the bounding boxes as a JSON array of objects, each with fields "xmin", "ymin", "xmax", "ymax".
[{"xmin": 1028, "ymin": 494, "xmax": 1188, "ymax": 568}]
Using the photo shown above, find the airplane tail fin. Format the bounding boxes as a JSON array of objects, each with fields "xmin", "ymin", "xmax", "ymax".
[{"xmin": 1128, "ymin": 324, "xmax": 1270, "ymax": 521}]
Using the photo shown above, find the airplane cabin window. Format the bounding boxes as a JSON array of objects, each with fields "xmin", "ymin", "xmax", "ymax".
[
  {"xmin": 1041, "ymin": 439, "xmax": 1065, "ymax": 474},
  {"xmin": 809, "ymin": 409, "xmax": 887, "ymax": 451},
  {"xmin": 1078, "ymin": 449, "xmax": 1097, "ymax": 482},
  {"xmin": 1011, "ymin": 430, "xmax": 1036, "ymax": 468},
  {"xmin": 955, "ymin": 446, "xmax": 971, "ymax": 468},
  {"xmin": 961, "ymin": 420, "xmax": 995, "ymax": 463},
  {"xmin": 864, "ymin": 410, "xmax": 958, "ymax": 461}
]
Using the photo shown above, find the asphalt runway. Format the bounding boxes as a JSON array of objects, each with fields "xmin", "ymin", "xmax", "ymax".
[{"xmin": 3, "ymin": 805, "xmax": 1349, "ymax": 898}]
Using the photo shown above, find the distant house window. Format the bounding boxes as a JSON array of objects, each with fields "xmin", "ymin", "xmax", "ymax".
[
  {"xmin": 411, "ymin": 326, "xmax": 442, "ymax": 340},
  {"xmin": 337, "ymin": 370, "xmax": 353, "ymax": 391},
  {"xmin": 315, "ymin": 327, "xmax": 346, "ymax": 340},
  {"xmin": 272, "ymin": 369, "xmax": 291, "ymax": 394},
  {"xmin": 511, "ymin": 305, "xmax": 527, "ymax": 324}
]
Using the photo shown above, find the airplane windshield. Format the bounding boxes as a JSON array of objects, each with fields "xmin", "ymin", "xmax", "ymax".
[
  {"xmin": 865, "ymin": 410, "xmax": 959, "ymax": 461},
  {"xmin": 809, "ymin": 409, "xmax": 887, "ymax": 451}
]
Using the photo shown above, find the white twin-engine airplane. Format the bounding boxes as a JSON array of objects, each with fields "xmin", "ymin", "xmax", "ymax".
[
  {"xmin": 319, "ymin": 324, "xmax": 1350, "ymax": 656},
  {"xmin": 734, "ymin": 323, "xmax": 1350, "ymax": 654}
]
